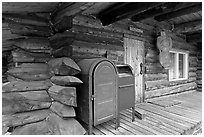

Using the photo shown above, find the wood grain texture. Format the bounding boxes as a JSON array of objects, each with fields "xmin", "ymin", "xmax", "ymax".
[
  {"xmin": 50, "ymin": 102, "xmax": 76, "ymax": 117},
  {"xmin": 46, "ymin": 113, "xmax": 86, "ymax": 135},
  {"xmin": 2, "ymin": 91, "xmax": 51, "ymax": 114},
  {"xmin": 3, "ymin": 109, "xmax": 52, "ymax": 127},
  {"xmin": 50, "ymin": 76, "xmax": 83, "ymax": 86},
  {"xmin": 48, "ymin": 85, "xmax": 77, "ymax": 107},
  {"xmin": 2, "ymin": 80, "xmax": 52, "ymax": 92}
]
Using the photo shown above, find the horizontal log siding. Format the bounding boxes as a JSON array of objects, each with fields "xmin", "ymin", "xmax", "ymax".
[
  {"xmin": 73, "ymin": 14, "xmax": 198, "ymax": 99},
  {"xmin": 196, "ymin": 50, "xmax": 202, "ymax": 92},
  {"xmin": 144, "ymin": 33, "xmax": 198, "ymax": 99},
  {"xmin": 71, "ymin": 15, "xmax": 126, "ymax": 64}
]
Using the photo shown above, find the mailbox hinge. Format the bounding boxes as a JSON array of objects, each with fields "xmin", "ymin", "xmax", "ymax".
[{"xmin": 90, "ymin": 94, "xmax": 95, "ymax": 101}]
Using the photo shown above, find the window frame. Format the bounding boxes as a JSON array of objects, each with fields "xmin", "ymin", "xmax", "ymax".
[{"xmin": 168, "ymin": 49, "xmax": 189, "ymax": 81}]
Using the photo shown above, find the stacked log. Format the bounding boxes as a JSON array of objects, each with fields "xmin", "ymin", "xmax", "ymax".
[
  {"xmin": 197, "ymin": 51, "xmax": 202, "ymax": 92},
  {"xmin": 2, "ymin": 57, "xmax": 86, "ymax": 135},
  {"xmin": 2, "ymin": 13, "xmax": 86, "ymax": 135}
]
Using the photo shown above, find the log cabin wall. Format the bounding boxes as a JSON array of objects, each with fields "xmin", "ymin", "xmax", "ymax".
[
  {"xmin": 2, "ymin": 12, "xmax": 199, "ymax": 100},
  {"xmin": 70, "ymin": 14, "xmax": 198, "ymax": 100},
  {"xmin": 145, "ymin": 32, "xmax": 198, "ymax": 100},
  {"xmin": 196, "ymin": 46, "xmax": 202, "ymax": 92}
]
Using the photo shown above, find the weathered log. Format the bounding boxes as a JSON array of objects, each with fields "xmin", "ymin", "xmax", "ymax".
[
  {"xmin": 2, "ymin": 80, "xmax": 52, "ymax": 92},
  {"xmin": 2, "ymin": 91, "xmax": 51, "ymax": 114},
  {"xmin": 7, "ymin": 75, "xmax": 23, "ymax": 82},
  {"xmin": 48, "ymin": 85, "xmax": 77, "ymax": 107},
  {"xmin": 145, "ymin": 79, "xmax": 169, "ymax": 90},
  {"xmin": 50, "ymin": 76, "xmax": 83, "ymax": 86},
  {"xmin": 50, "ymin": 102, "xmax": 76, "ymax": 118},
  {"xmin": 3, "ymin": 109, "xmax": 51, "ymax": 127},
  {"xmin": 7, "ymin": 63, "xmax": 52, "ymax": 81},
  {"xmin": 46, "ymin": 113, "xmax": 86, "ymax": 135},
  {"xmin": 48, "ymin": 57, "xmax": 81, "ymax": 76},
  {"xmin": 73, "ymin": 31, "xmax": 123, "ymax": 46},
  {"xmin": 144, "ymin": 73, "xmax": 167, "ymax": 81},
  {"xmin": 189, "ymin": 72, "xmax": 197, "ymax": 77},
  {"xmin": 11, "ymin": 49, "xmax": 52, "ymax": 63},
  {"xmin": 51, "ymin": 46, "xmax": 73, "ymax": 58},
  {"xmin": 49, "ymin": 32, "xmax": 75, "ymax": 49},
  {"xmin": 71, "ymin": 24, "xmax": 123, "ymax": 39},
  {"xmin": 13, "ymin": 37, "xmax": 50, "ymax": 50},
  {"xmin": 52, "ymin": 16, "xmax": 73, "ymax": 33},
  {"xmin": 8, "ymin": 22, "xmax": 52, "ymax": 37},
  {"xmin": 11, "ymin": 120, "xmax": 52, "ymax": 135},
  {"xmin": 145, "ymin": 63, "xmax": 167, "ymax": 74},
  {"xmin": 145, "ymin": 82, "xmax": 197, "ymax": 99},
  {"xmin": 3, "ymin": 13, "xmax": 50, "ymax": 26},
  {"xmin": 72, "ymin": 45, "xmax": 107, "ymax": 58}
]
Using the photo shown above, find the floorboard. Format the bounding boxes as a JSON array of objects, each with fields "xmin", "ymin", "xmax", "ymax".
[{"xmin": 91, "ymin": 91, "xmax": 202, "ymax": 135}]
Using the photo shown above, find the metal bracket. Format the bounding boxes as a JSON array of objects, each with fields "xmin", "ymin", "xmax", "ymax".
[{"xmin": 90, "ymin": 94, "xmax": 95, "ymax": 101}]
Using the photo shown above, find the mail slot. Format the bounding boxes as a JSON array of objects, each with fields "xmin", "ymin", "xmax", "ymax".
[
  {"xmin": 116, "ymin": 64, "xmax": 135, "ymax": 126},
  {"xmin": 76, "ymin": 58, "xmax": 118, "ymax": 134}
]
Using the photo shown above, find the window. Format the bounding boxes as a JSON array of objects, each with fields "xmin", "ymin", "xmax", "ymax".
[{"xmin": 169, "ymin": 50, "xmax": 189, "ymax": 81}]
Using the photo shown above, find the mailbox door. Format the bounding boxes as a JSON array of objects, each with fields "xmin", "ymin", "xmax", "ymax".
[{"xmin": 93, "ymin": 61, "xmax": 117, "ymax": 126}]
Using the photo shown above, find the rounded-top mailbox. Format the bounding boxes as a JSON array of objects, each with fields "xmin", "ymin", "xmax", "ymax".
[{"xmin": 76, "ymin": 58, "xmax": 118, "ymax": 134}]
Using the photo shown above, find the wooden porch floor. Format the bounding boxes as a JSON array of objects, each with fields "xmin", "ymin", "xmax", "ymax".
[{"xmin": 92, "ymin": 91, "xmax": 202, "ymax": 135}]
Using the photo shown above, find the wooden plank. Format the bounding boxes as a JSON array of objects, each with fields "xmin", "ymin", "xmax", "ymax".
[
  {"xmin": 106, "ymin": 120, "xmax": 133, "ymax": 135},
  {"xmin": 121, "ymin": 110, "xmax": 172, "ymax": 135},
  {"xmin": 95, "ymin": 124, "xmax": 115, "ymax": 135},
  {"xmin": 135, "ymin": 106, "xmax": 187, "ymax": 133},
  {"xmin": 100, "ymin": 121, "xmax": 124, "ymax": 135},
  {"xmin": 155, "ymin": 4, "xmax": 202, "ymax": 21},
  {"xmin": 145, "ymin": 115, "xmax": 182, "ymax": 134},
  {"xmin": 121, "ymin": 111, "xmax": 161, "ymax": 135},
  {"xmin": 137, "ymin": 103, "xmax": 196, "ymax": 126},
  {"xmin": 92, "ymin": 127, "xmax": 105, "ymax": 135}
]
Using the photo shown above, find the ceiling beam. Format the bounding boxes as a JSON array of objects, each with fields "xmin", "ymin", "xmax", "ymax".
[
  {"xmin": 51, "ymin": 2, "xmax": 95, "ymax": 33},
  {"xmin": 174, "ymin": 19, "xmax": 202, "ymax": 34},
  {"xmin": 98, "ymin": 2, "xmax": 164, "ymax": 26},
  {"xmin": 154, "ymin": 3, "xmax": 202, "ymax": 22},
  {"xmin": 131, "ymin": 2, "xmax": 199, "ymax": 22}
]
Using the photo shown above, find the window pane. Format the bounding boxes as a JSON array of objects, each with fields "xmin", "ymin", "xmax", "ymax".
[
  {"xmin": 179, "ymin": 54, "xmax": 184, "ymax": 78},
  {"xmin": 169, "ymin": 53, "xmax": 176, "ymax": 80}
]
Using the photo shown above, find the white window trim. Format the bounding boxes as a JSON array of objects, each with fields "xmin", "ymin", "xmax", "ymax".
[{"xmin": 169, "ymin": 49, "xmax": 189, "ymax": 81}]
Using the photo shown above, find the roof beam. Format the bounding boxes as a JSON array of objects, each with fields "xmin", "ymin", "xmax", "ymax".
[
  {"xmin": 154, "ymin": 3, "xmax": 202, "ymax": 22},
  {"xmin": 98, "ymin": 2, "xmax": 163, "ymax": 26},
  {"xmin": 174, "ymin": 19, "xmax": 202, "ymax": 34},
  {"xmin": 51, "ymin": 2, "xmax": 95, "ymax": 33},
  {"xmin": 131, "ymin": 2, "xmax": 199, "ymax": 22}
]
